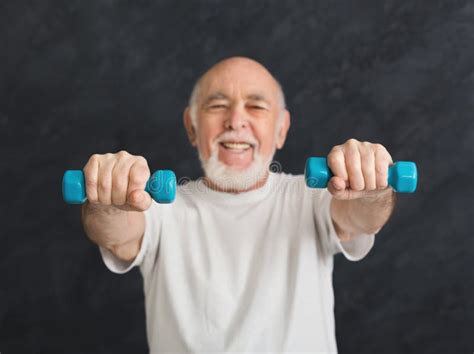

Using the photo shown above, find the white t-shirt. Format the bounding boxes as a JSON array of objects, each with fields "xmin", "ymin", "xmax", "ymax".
[{"xmin": 100, "ymin": 172, "xmax": 375, "ymax": 353}]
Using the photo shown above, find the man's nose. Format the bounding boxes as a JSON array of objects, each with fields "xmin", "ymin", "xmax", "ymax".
[{"xmin": 224, "ymin": 105, "xmax": 249, "ymax": 130}]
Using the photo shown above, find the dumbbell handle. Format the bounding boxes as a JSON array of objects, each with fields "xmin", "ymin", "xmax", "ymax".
[
  {"xmin": 305, "ymin": 157, "xmax": 417, "ymax": 193},
  {"xmin": 62, "ymin": 169, "xmax": 177, "ymax": 204}
]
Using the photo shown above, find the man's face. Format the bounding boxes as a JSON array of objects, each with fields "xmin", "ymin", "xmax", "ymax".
[{"xmin": 184, "ymin": 58, "xmax": 290, "ymax": 191}]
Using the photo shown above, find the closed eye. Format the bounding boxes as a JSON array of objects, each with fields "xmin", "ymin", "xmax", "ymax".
[
  {"xmin": 250, "ymin": 105, "xmax": 266, "ymax": 110},
  {"xmin": 209, "ymin": 104, "xmax": 227, "ymax": 109}
]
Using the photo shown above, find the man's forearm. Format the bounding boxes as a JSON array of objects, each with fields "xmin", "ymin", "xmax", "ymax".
[
  {"xmin": 330, "ymin": 189, "xmax": 396, "ymax": 241},
  {"xmin": 81, "ymin": 202, "xmax": 145, "ymax": 262}
]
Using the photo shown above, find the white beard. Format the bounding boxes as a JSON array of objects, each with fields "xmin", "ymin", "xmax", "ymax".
[{"xmin": 199, "ymin": 143, "xmax": 275, "ymax": 192}]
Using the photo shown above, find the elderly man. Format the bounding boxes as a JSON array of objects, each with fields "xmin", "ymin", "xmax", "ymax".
[{"xmin": 82, "ymin": 57, "xmax": 395, "ymax": 352}]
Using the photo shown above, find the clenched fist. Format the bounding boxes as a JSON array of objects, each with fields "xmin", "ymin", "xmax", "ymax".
[
  {"xmin": 83, "ymin": 150, "xmax": 152, "ymax": 211},
  {"xmin": 327, "ymin": 139, "xmax": 393, "ymax": 200}
]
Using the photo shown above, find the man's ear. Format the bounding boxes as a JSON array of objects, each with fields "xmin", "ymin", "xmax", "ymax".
[
  {"xmin": 183, "ymin": 107, "xmax": 197, "ymax": 146},
  {"xmin": 276, "ymin": 109, "xmax": 291, "ymax": 149}
]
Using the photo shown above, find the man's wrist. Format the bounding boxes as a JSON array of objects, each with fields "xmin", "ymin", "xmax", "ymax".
[
  {"xmin": 107, "ymin": 235, "xmax": 143, "ymax": 263},
  {"xmin": 348, "ymin": 188, "xmax": 395, "ymax": 234},
  {"xmin": 331, "ymin": 188, "xmax": 395, "ymax": 239}
]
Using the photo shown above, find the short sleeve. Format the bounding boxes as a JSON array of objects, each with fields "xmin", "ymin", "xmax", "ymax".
[
  {"xmin": 99, "ymin": 201, "xmax": 162, "ymax": 274},
  {"xmin": 314, "ymin": 189, "xmax": 375, "ymax": 261}
]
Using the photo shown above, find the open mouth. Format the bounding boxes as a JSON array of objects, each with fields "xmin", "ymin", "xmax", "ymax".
[
  {"xmin": 219, "ymin": 141, "xmax": 254, "ymax": 152},
  {"xmin": 217, "ymin": 140, "xmax": 256, "ymax": 168}
]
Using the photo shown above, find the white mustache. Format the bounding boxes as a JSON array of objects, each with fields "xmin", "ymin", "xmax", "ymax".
[{"xmin": 215, "ymin": 131, "xmax": 258, "ymax": 146}]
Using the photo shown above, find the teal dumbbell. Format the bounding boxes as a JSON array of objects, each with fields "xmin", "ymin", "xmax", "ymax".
[
  {"xmin": 305, "ymin": 157, "xmax": 417, "ymax": 193},
  {"xmin": 62, "ymin": 169, "xmax": 177, "ymax": 204}
]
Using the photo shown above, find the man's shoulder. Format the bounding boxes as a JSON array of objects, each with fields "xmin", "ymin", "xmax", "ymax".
[
  {"xmin": 273, "ymin": 171, "xmax": 305, "ymax": 185},
  {"xmin": 268, "ymin": 172, "xmax": 307, "ymax": 196},
  {"xmin": 274, "ymin": 171, "xmax": 304, "ymax": 182}
]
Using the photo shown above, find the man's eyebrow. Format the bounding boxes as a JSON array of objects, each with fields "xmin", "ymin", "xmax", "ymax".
[
  {"xmin": 246, "ymin": 93, "xmax": 270, "ymax": 105},
  {"xmin": 202, "ymin": 92, "xmax": 229, "ymax": 105},
  {"xmin": 202, "ymin": 92, "xmax": 271, "ymax": 106}
]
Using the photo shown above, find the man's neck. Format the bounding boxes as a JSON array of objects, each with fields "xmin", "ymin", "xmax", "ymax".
[{"xmin": 203, "ymin": 171, "xmax": 270, "ymax": 194}]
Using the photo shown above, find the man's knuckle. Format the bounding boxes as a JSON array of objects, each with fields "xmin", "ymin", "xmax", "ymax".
[
  {"xmin": 99, "ymin": 178, "xmax": 111, "ymax": 191},
  {"xmin": 376, "ymin": 169, "xmax": 388, "ymax": 183},
  {"xmin": 83, "ymin": 164, "xmax": 92, "ymax": 175},
  {"xmin": 327, "ymin": 153, "xmax": 340, "ymax": 166},
  {"xmin": 362, "ymin": 141, "xmax": 373, "ymax": 152},
  {"xmin": 359, "ymin": 148, "xmax": 370, "ymax": 161},
  {"xmin": 375, "ymin": 163, "xmax": 386, "ymax": 174},
  {"xmin": 85, "ymin": 155, "xmax": 98, "ymax": 169},
  {"xmin": 346, "ymin": 147, "xmax": 359, "ymax": 160},
  {"xmin": 132, "ymin": 166, "xmax": 150, "ymax": 183},
  {"xmin": 114, "ymin": 176, "xmax": 129, "ymax": 191},
  {"xmin": 104, "ymin": 153, "xmax": 114, "ymax": 161},
  {"xmin": 375, "ymin": 143, "xmax": 387, "ymax": 154},
  {"xmin": 89, "ymin": 154, "xmax": 100, "ymax": 162},
  {"xmin": 135, "ymin": 155, "xmax": 148, "ymax": 164},
  {"xmin": 88, "ymin": 196, "xmax": 99, "ymax": 204},
  {"xmin": 346, "ymin": 138, "xmax": 359, "ymax": 146},
  {"xmin": 86, "ymin": 179, "xmax": 97, "ymax": 189},
  {"xmin": 117, "ymin": 150, "xmax": 129, "ymax": 158}
]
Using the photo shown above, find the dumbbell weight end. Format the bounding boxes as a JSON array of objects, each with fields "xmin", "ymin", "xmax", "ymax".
[
  {"xmin": 62, "ymin": 169, "xmax": 177, "ymax": 204},
  {"xmin": 305, "ymin": 157, "xmax": 417, "ymax": 193}
]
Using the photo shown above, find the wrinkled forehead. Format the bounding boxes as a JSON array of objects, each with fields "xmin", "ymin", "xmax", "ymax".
[{"xmin": 198, "ymin": 64, "xmax": 280, "ymax": 105}]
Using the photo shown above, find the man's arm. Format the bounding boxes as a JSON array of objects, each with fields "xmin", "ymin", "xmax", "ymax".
[
  {"xmin": 82, "ymin": 202, "xmax": 145, "ymax": 262},
  {"xmin": 325, "ymin": 139, "xmax": 397, "ymax": 241},
  {"xmin": 330, "ymin": 189, "xmax": 396, "ymax": 241},
  {"xmin": 80, "ymin": 151, "xmax": 152, "ymax": 262}
]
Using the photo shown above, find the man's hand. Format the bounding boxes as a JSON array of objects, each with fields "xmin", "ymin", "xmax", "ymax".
[
  {"xmin": 327, "ymin": 139, "xmax": 396, "ymax": 240},
  {"xmin": 81, "ymin": 151, "xmax": 151, "ymax": 262},
  {"xmin": 83, "ymin": 150, "xmax": 152, "ymax": 211},
  {"xmin": 326, "ymin": 139, "xmax": 393, "ymax": 200}
]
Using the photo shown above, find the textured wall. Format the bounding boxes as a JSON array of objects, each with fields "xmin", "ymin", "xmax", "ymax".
[{"xmin": 1, "ymin": 0, "xmax": 473, "ymax": 352}]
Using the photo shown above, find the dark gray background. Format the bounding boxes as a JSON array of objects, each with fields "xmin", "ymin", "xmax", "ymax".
[{"xmin": 1, "ymin": 0, "xmax": 473, "ymax": 353}]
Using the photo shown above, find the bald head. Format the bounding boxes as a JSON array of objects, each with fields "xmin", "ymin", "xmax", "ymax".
[{"xmin": 188, "ymin": 57, "xmax": 286, "ymax": 126}]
